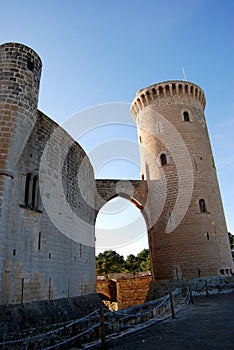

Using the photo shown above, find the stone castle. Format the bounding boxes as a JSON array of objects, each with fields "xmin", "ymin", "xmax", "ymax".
[{"xmin": 0, "ymin": 42, "xmax": 233, "ymax": 316}]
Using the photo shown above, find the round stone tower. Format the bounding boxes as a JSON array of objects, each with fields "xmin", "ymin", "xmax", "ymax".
[
  {"xmin": 131, "ymin": 81, "xmax": 233, "ymax": 281},
  {"xmin": 0, "ymin": 42, "xmax": 42, "ymax": 177},
  {"xmin": 0, "ymin": 43, "xmax": 42, "ymax": 289}
]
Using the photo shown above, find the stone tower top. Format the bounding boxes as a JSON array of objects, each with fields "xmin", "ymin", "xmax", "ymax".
[
  {"xmin": 0, "ymin": 42, "xmax": 42, "ymax": 111},
  {"xmin": 130, "ymin": 80, "xmax": 206, "ymax": 120},
  {"xmin": 0, "ymin": 42, "xmax": 42, "ymax": 174}
]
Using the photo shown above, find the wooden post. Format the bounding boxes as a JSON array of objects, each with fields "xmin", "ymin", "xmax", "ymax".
[
  {"xmin": 205, "ymin": 280, "xmax": 209, "ymax": 297},
  {"xmin": 99, "ymin": 306, "xmax": 106, "ymax": 347},
  {"xmin": 169, "ymin": 291, "xmax": 176, "ymax": 319},
  {"xmin": 189, "ymin": 288, "xmax": 194, "ymax": 304}
]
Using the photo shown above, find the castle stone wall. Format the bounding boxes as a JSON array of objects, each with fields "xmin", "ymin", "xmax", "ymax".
[
  {"xmin": 1, "ymin": 110, "xmax": 97, "ymax": 304},
  {"xmin": 0, "ymin": 42, "xmax": 233, "ymax": 321},
  {"xmin": 0, "ymin": 43, "xmax": 97, "ymax": 306}
]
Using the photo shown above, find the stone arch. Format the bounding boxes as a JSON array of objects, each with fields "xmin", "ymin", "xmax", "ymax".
[
  {"xmin": 95, "ymin": 179, "xmax": 149, "ymax": 224},
  {"xmin": 95, "ymin": 179, "xmax": 150, "ymax": 252}
]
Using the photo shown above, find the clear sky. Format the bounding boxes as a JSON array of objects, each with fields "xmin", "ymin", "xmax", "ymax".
[{"xmin": 1, "ymin": 0, "xmax": 233, "ymax": 257}]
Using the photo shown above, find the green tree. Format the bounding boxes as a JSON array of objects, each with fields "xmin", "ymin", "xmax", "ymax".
[
  {"xmin": 96, "ymin": 248, "xmax": 151, "ymax": 274},
  {"xmin": 96, "ymin": 250, "xmax": 125, "ymax": 275},
  {"xmin": 124, "ymin": 254, "xmax": 139, "ymax": 272},
  {"xmin": 137, "ymin": 249, "xmax": 151, "ymax": 271}
]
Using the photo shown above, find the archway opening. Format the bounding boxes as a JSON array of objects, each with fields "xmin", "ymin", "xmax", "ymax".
[{"xmin": 95, "ymin": 196, "xmax": 149, "ymax": 259}]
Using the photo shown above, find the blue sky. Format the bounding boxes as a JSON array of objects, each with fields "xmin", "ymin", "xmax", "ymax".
[{"xmin": 1, "ymin": 0, "xmax": 233, "ymax": 256}]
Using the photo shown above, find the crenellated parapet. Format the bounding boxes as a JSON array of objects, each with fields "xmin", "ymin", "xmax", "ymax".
[{"xmin": 131, "ymin": 80, "xmax": 206, "ymax": 119}]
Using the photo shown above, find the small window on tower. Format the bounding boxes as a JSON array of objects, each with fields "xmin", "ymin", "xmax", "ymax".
[
  {"xmin": 27, "ymin": 57, "xmax": 34, "ymax": 71},
  {"xmin": 38, "ymin": 232, "xmax": 41, "ymax": 250},
  {"xmin": 160, "ymin": 154, "xmax": 167, "ymax": 166},
  {"xmin": 199, "ymin": 199, "xmax": 207, "ymax": 213},
  {"xmin": 183, "ymin": 111, "xmax": 190, "ymax": 122}
]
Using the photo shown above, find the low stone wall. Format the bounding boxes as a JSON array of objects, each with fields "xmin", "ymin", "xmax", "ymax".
[
  {"xmin": 147, "ymin": 274, "xmax": 234, "ymax": 300},
  {"xmin": 97, "ymin": 272, "xmax": 152, "ymax": 310},
  {"xmin": 1, "ymin": 277, "xmax": 234, "ymax": 349},
  {"xmin": 116, "ymin": 275, "xmax": 152, "ymax": 309},
  {"xmin": 0, "ymin": 293, "xmax": 102, "ymax": 348},
  {"xmin": 0, "ymin": 289, "xmax": 185, "ymax": 349}
]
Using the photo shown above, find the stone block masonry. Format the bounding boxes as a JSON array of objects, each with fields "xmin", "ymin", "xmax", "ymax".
[
  {"xmin": 97, "ymin": 272, "xmax": 152, "ymax": 310},
  {"xmin": 131, "ymin": 81, "xmax": 234, "ymax": 281},
  {"xmin": 0, "ymin": 42, "xmax": 233, "ymax": 339},
  {"xmin": 0, "ymin": 43, "xmax": 98, "ymax": 318}
]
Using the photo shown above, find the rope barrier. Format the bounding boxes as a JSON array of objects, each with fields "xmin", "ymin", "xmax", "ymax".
[
  {"xmin": 0, "ymin": 308, "xmax": 100, "ymax": 346},
  {"xmin": 102, "ymin": 291, "xmax": 183, "ymax": 328},
  {"xmin": 0, "ymin": 288, "xmax": 190, "ymax": 348},
  {"xmin": 43, "ymin": 323, "xmax": 101, "ymax": 350}
]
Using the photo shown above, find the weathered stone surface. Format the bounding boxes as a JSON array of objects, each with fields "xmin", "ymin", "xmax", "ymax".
[
  {"xmin": 0, "ymin": 42, "xmax": 233, "ymax": 340},
  {"xmin": 97, "ymin": 273, "xmax": 152, "ymax": 309},
  {"xmin": 131, "ymin": 81, "xmax": 234, "ymax": 280}
]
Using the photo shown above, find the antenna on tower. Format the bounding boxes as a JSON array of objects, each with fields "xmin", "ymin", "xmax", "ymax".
[{"xmin": 182, "ymin": 66, "xmax": 187, "ymax": 81}]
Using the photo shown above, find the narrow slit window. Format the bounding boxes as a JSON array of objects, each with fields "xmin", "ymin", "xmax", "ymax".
[
  {"xmin": 199, "ymin": 199, "xmax": 207, "ymax": 213},
  {"xmin": 141, "ymin": 173, "xmax": 145, "ymax": 180},
  {"xmin": 80, "ymin": 244, "xmax": 82, "ymax": 257},
  {"xmin": 38, "ymin": 232, "xmax": 41, "ymax": 250},
  {"xmin": 168, "ymin": 211, "xmax": 172, "ymax": 225},
  {"xmin": 160, "ymin": 153, "xmax": 167, "ymax": 166}
]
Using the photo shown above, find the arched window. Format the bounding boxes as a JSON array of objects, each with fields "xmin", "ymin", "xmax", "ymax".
[
  {"xmin": 27, "ymin": 57, "xmax": 34, "ymax": 71},
  {"xmin": 31, "ymin": 175, "xmax": 39, "ymax": 209},
  {"xmin": 24, "ymin": 173, "xmax": 31, "ymax": 206},
  {"xmin": 183, "ymin": 111, "xmax": 190, "ymax": 122},
  {"xmin": 172, "ymin": 83, "xmax": 176, "ymax": 95},
  {"xmin": 199, "ymin": 199, "xmax": 207, "ymax": 213},
  {"xmin": 23, "ymin": 173, "xmax": 39, "ymax": 210},
  {"xmin": 159, "ymin": 86, "xmax": 163, "ymax": 96},
  {"xmin": 160, "ymin": 154, "xmax": 167, "ymax": 166}
]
